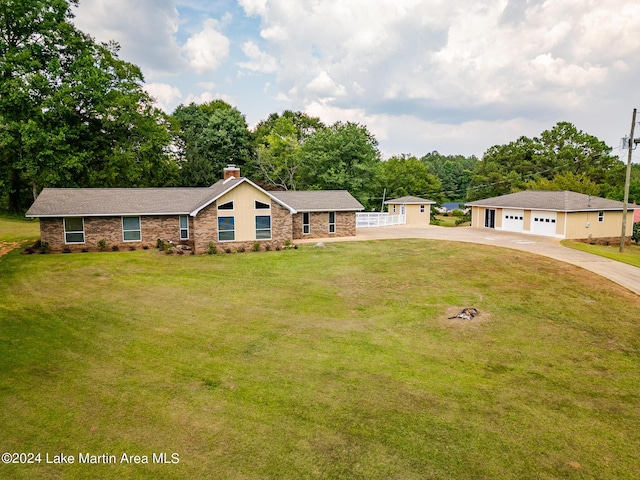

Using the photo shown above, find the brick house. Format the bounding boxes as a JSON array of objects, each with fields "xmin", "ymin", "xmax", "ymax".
[{"xmin": 25, "ymin": 166, "xmax": 364, "ymax": 253}]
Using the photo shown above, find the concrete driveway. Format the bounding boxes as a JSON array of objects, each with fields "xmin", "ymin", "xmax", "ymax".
[{"xmin": 299, "ymin": 225, "xmax": 640, "ymax": 295}]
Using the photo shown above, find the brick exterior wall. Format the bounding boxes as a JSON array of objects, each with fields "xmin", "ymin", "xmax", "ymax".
[
  {"xmin": 39, "ymin": 215, "xmax": 193, "ymax": 252},
  {"xmin": 292, "ymin": 211, "xmax": 356, "ymax": 240},
  {"xmin": 37, "ymin": 204, "xmax": 356, "ymax": 253}
]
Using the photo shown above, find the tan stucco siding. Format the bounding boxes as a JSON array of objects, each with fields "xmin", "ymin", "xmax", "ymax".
[
  {"xmin": 523, "ymin": 210, "xmax": 531, "ymax": 232},
  {"xmin": 216, "ymin": 183, "xmax": 273, "ymax": 242},
  {"xmin": 555, "ymin": 212, "xmax": 566, "ymax": 236},
  {"xmin": 564, "ymin": 211, "xmax": 632, "ymax": 240},
  {"xmin": 406, "ymin": 204, "xmax": 430, "ymax": 225}
]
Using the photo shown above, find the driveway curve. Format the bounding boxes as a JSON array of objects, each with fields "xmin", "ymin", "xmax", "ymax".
[{"xmin": 299, "ymin": 225, "xmax": 640, "ymax": 295}]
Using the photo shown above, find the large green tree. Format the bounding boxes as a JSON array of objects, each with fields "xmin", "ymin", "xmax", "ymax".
[
  {"xmin": 251, "ymin": 111, "xmax": 324, "ymax": 190},
  {"xmin": 173, "ymin": 100, "xmax": 253, "ymax": 186},
  {"xmin": 468, "ymin": 122, "xmax": 623, "ymax": 201},
  {"xmin": 298, "ymin": 121, "xmax": 381, "ymax": 209},
  {"xmin": 421, "ymin": 151, "xmax": 477, "ymax": 201},
  {"xmin": 379, "ymin": 155, "xmax": 442, "ymax": 203},
  {"xmin": 0, "ymin": 0, "xmax": 177, "ymax": 212}
]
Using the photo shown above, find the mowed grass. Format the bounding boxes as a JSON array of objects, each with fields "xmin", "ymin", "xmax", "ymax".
[
  {"xmin": 1, "ymin": 224, "xmax": 639, "ymax": 479},
  {"xmin": 562, "ymin": 240, "xmax": 640, "ymax": 268}
]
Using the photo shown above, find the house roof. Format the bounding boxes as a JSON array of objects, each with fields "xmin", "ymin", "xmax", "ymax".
[
  {"xmin": 25, "ymin": 178, "xmax": 364, "ymax": 217},
  {"xmin": 270, "ymin": 190, "xmax": 364, "ymax": 212},
  {"xmin": 384, "ymin": 196, "xmax": 436, "ymax": 205},
  {"xmin": 466, "ymin": 190, "xmax": 634, "ymax": 212},
  {"xmin": 25, "ymin": 187, "xmax": 217, "ymax": 217}
]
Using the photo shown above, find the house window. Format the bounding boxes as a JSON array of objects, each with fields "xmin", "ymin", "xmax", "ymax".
[
  {"xmin": 328, "ymin": 212, "xmax": 336, "ymax": 233},
  {"xmin": 122, "ymin": 216, "xmax": 141, "ymax": 241},
  {"xmin": 392, "ymin": 205, "xmax": 396, "ymax": 213},
  {"xmin": 218, "ymin": 201, "xmax": 234, "ymax": 210},
  {"xmin": 179, "ymin": 215, "xmax": 189, "ymax": 240},
  {"xmin": 302, "ymin": 212, "xmax": 310, "ymax": 234},
  {"xmin": 64, "ymin": 217, "xmax": 85, "ymax": 244},
  {"xmin": 218, "ymin": 216, "xmax": 235, "ymax": 241},
  {"xmin": 255, "ymin": 200, "xmax": 270, "ymax": 210},
  {"xmin": 420, "ymin": 205, "xmax": 425, "ymax": 213},
  {"xmin": 598, "ymin": 211, "xmax": 604, "ymax": 222},
  {"xmin": 255, "ymin": 215, "xmax": 271, "ymax": 239}
]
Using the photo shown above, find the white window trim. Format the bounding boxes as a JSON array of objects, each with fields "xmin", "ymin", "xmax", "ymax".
[
  {"xmin": 122, "ymin": 216, "xmax": 141, "ymax": 242},
  {"xmin": 179, "ymin": 215, "xmax": 189, "ymax": 240},
  {"xmin": 255, "ymin": 215, "xmax": 272, "ymax": 240},
  {"xmin": 328, "ymin": 212, "xmax": 336, "ymax": 234},
  {"xmin": 420, "ymin": 205, "xmax": 425, "ymax": 213},
  {"xmin": 217, "ymin": 200, "xmax": 235, "ymax": 211},
  {"xmin": 254, "ymin": 200, "xmax": 271, "ymax": 210},
  {"xmin": 598, "ymin": 211, "xmax": 605, "ymax": 222},
  {"xmin": 64, "ymin": 217, "xmax": 85, "ymax": 244},
  {"xmin": 218, "ymin": 216, "xmax": 235, "ymax": 242},
  {"xmin": 302, "ymin": 212, "xmax": 310, "ymax": 235}
]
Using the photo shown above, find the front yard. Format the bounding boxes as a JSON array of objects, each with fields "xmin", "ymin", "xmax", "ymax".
[{"xmin": 1, "ymin": 218, "xmax": 639, "ymax": 479}]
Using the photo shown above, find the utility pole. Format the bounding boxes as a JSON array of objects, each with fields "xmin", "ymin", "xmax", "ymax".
[{"xmin": 620, "ymin": 108, "xmax": 636, "ymax": 252}]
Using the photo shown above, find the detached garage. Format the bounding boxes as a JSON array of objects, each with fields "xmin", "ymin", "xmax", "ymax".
[{"xmin": 467, "ymin": 190, "xmax": 635, "ymax": 241}]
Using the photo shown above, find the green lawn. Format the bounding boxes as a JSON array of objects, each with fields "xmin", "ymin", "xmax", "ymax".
[
  {"xmin": 562, "ymin": 240, "xmax": 640, "ymax": 268},
  {"xmin": 1, "ymin": 219, "xmax": 639, "ymax": 479},
  {"xmin": 0, "ymin": 215, "xmax": 39, "ymax": 243}
]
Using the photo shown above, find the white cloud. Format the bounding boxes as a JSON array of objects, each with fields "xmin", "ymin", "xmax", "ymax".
[
  {"xmin": 72, "ymin": 0, "xmax": 183, "ymax": 76},
  {"xmin": 182, "ymin": 18, "xmax": 230, "ymax": 74},
  {"xmin": 184, "ymin": 91, "xmax": 235, "ymax": 106},
  {"xmin": 144, "ymin": 83, "xmax": 182, "ymax": 112},
  {"xmin": 238, "ymin": 41, "xmax": 278, "ymax": 73},
  {"xmin": 307, "ymin": 71, "xmax": 346, "ymax": 98}
]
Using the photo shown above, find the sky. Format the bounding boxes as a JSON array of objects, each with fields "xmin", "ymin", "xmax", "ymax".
[{"xmin": 71, "ymin": 0, "xmax": 640, "ymax": 161}]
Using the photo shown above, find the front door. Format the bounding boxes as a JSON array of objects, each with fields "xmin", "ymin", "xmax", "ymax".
[{"xmin": 484, "ymin": 209, "xmax": 496, "ymax": 228}]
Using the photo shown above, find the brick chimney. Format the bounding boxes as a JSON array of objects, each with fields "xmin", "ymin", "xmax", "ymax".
[{"xmin": 223, "ymin": 164, "xmax": 240, "ymax": 180}]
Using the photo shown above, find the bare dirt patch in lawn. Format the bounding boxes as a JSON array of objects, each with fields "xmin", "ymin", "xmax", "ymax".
[{"xmin": 0, "ymin": 242, "xmax": 20, "ymax": 258}]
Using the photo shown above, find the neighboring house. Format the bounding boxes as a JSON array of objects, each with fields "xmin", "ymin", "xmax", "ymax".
[
  {"xmin": 466, "ymin": 190, "xmax": 635, "ymax": 241},
  {"xmin": 25, "ymin": 165, "xmax": 364, "ymax": 253},
  {"xmin": 384, "ymin": 196, "xmax": 435, "ymax": 225},
  {"xmin": 634, "ymin": 205, "xmax": 640, "ymax": 223}
]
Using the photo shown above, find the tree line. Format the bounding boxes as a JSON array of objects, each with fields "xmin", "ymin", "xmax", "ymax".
[{"xmin": 1, "ymin": 0, "xmax": 636, "ymax": 215}]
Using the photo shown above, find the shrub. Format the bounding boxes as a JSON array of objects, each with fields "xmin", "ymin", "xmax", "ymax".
[
  {"xmin": 156, "ymin": 238, "xmax": 164, "ymax": 250},
  {"xmin": 163, "ymin": 243, "xmax": 174, "ymax": 254},
  {"xmin": 142, "ymin": 245, "xmax": 149, "ymax": 250},
  {"xmin": 265, "ymin": 244, "xmax": 271, "ymax": 251},
  {"xmin": 97, "ymin": 239, "xmax": 107, "ymax": 252},
  {"xmin": 452, "ymin": 209, "xmax": 464, "ymax": 217},
  {"xmin": 62, "ymin": 247, "xmax": 71, "ymax": 254},
  {"xmin": 207, "ymin": 242, "xmax": 217, "ymax": 255},
  {"xmin": 238, "ymin": 246, "xmax": 246, "ymax": 253},
  {"xmin": 128, "ymin": 246, "xmax": 136, "ymax": 251},
  {"xmin": 225, "ymin": 248, "xmax": 232, "ymax": 254},
  {"xmin": 633, "ymin": 223, "xmax": 640, "ymax": 244},
  {"xmin": 111, "ymin": 245, "xmax": 119, "ymax": 252},
  {"xmin": 252, "ymin": 242, "xmax": 260, "ymax": 252},
  {"xmin": 39, "ymin": 241, "xmax": 51, "ymax": 254}
]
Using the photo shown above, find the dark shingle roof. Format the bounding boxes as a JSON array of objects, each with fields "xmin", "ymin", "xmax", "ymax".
[
  {"xmin": 466, "ymin": 190, "xmax": 632, "ymax": 211},
  {"xmin": 270, "ymin": 190, "xmax": 364, "ymax": 212},
  {"xmin": 384, "ymin": 196, "xmax": 436, "ymax": 205},
  {"xmin": 25, "ymin": 179, "xmax": 364, "ymax": 217}
]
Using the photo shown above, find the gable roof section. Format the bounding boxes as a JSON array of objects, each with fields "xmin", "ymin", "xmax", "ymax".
[
  {"xmin": 270, "ymin": 190, "xmax": 364, "ymax": 212},
  {"xmin": 466, "ymin": 190, "xmax": 633, "ymax": 212},
  {"xmin": 384, "ymin": 196, "xmax": 436, "ymax": 205}
]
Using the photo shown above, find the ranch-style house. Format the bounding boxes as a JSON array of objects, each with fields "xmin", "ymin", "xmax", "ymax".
[{"xmin": 25, "ymin": 165, "xmax": 364, "ymax": 253}]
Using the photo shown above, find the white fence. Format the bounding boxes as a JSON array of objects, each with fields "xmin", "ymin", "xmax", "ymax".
[{"xmin": 356, "ymin": 212, "xmax": 406, "ymax": 228}]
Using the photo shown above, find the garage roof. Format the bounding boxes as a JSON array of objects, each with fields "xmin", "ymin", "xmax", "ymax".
[{"xmin": 466, "ymin": 190, "xmax": 634, "ymax": 212}]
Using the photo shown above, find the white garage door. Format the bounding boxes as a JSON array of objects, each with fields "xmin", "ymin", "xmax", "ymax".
[
  {"xmin": 531, "ymin": 211, "xmax": 557, "ymax": 237},
  {"xmin": 502, "ymin": 209, "xmax": 524, "ymax": 233}
]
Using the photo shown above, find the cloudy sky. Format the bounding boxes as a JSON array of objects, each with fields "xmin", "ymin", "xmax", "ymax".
[{"xmin": 72, "ymin": 0, "xmax": 640, "ymax": 160}]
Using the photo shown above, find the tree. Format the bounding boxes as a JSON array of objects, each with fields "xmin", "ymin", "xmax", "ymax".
[
  {"xmin": 468, "ymin": 122, "xmax": 623, "ymax": 201},
  {"xmin": 379, "ymin": 155, "xmax": 442, "ymax": 203},
  {"xmin": 251, "ymin": 111, "xmax": 324, "ymax": 190},
  {"xmin": 523, "ymin": 171, "xmax": 601, "ymax": 195},
  {"xmin": 173, "ymin": 101, "xmax": 253, "ymax": 186},
  {"xmin": 0, "ymin": 0, "xmax": 177, "ymax": 212},
  {"xmin": 421, "ymin": 151, "xmax": 477, "ymax": 201},
  {"xmin": 298, "ymin": 121, "xmax": 381, "ymax": 209}
]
